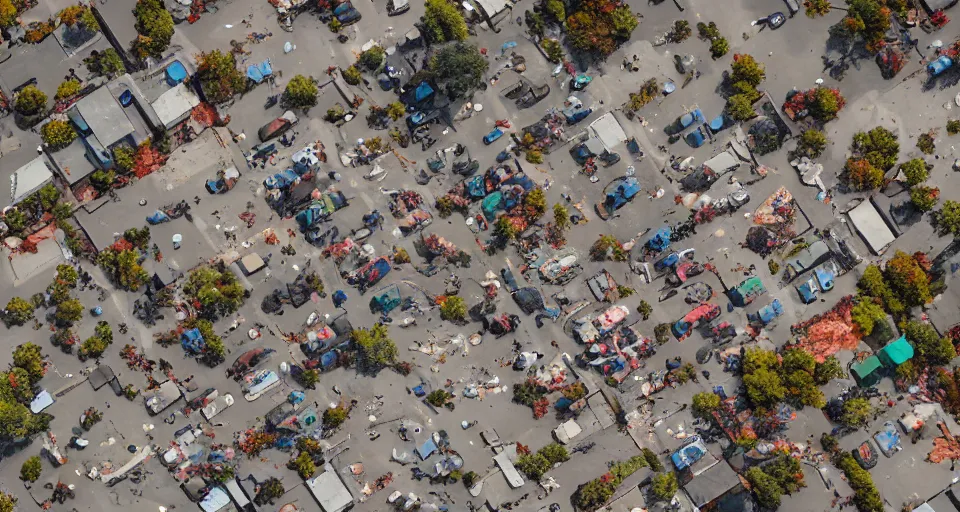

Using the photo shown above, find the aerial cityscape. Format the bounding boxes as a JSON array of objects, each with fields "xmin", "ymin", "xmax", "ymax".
[{"xmin": 2, "ymin": 0, "xmax": 960, "ymax": 511}]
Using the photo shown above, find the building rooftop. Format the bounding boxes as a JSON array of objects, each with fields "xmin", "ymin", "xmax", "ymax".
[
  {"xmin": 10, "ymin": 155, "xmax": 54, "ymax": 205},
  {"xmin": 75, "ymin": 87, "xmax": 136, "ymax": 148},
  {"xmin": 305, "ymin": 466, "xmax": 354, "ymax": 512}
]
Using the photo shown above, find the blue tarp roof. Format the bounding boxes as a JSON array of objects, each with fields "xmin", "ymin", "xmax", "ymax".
[
  {"xmin": 414, "ymin": 82, "xmax": 435, "ymax": 102},
  {"xmin": 815, "ymin": 267, "xmax": 835, "ymax": 290},
  {"xmin": 165, "ymin": 61, "xmax": 187, "ymax": 85},
  {"xmin": 749, "ymin": 299, "xmax": 783, "ymax": 325},
  {"xmin": 671, "ymin": 439, "xmax": 706, "ymax": 470},
  {"xmin": 417, "ymin": 438, "xmax": 438, "ymax": 459},
  {"xmin": 797, "ymin": 281, "xmax": 817, "ymax": 303}
]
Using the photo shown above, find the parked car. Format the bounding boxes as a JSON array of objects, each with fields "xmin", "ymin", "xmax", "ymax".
[
  {"xmin": 784, "ymin": 0, "xmax": 800, "ymax": 15},
  {"xmin": 258, "ymin": 111, "xmax": 298, "ymax": 142},
  {"xmin": 387, "ymin": 0, "xmax": 409, "ymax": 15}
]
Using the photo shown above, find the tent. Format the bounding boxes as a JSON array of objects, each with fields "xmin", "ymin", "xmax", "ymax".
[
  {"xmin": 647, "ymin": 227, "xmax": 672, "ymax": 252},
  {"xmin": 512, "ymin": 287, "xmax": 544, "ymax": 315},
  {"xmin": 851, "ymin": 356, "xmax": 883, "ymax": 387},
  {"xmin": 369, "ymin": 284, "xmax": 402, "ymax": 314},
  {"xmin": 88, "ymin": 365, "xmax": 118, "ymax": 391},
  {"xmin": 878, "ymin": 335, "xmax": 914, "ymax": 368},
  {"xmin": 246, "ymin": 59, "xmax": 273, "ymax": 84},
  {"xmin": 728, "ymin": 276, "xmax": 766, "ymax": 307},
  {"xmin": 180, "ymin": 328, "xmax": 205, "ymax": 354},
  {"xmin": 481, "ymin": 191, "xmax": 503, "ymax": 220},
  {"xmin": 165, "ymin": 61, "xmax": 187, "ymax": 85}
]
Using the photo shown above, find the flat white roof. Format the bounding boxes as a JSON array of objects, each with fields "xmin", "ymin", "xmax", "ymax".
[
  {"xmin": 474, "ymin": 0, "xmax": 508, "ymax": 15},
  {"xmin": 75, "ymin": 87, "xmax": 135, "ymax": 147},
  {"xmin": 10, "ymin": 155, "xmax": 53, "ymax": 205},
  {"xmin": 589, "ymin": 112, "xmax": 627, "ymax": 151},
  {"xmin": 152, "ymin": 83, "xmax": 201, "ymax": 129},
  {"xmin": 848, "ymin": 200, "xmax": 896, "ymax": 255},
  {"xmin": 306, "ymin": 469, "xmax": 353, "ymax": 512}
]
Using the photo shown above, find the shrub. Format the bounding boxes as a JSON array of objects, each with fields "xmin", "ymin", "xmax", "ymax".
[
  {"xmin": 949, "ymin": 119, "xmax": 960, "ymax": 135},
  {"xmin": 288, "ymin": 451, "xmax": 315, "ymax": 479},
  {"xmin": 900, "ymin": 158, "xmax": 928, "ymax": 186},
  {"xmin": 20, "ymin": 456, "xmax": 42, "ymax": 482},
  {"xmin": 917, "ymin": 132, "xmax": 936, "ymax": 155},
  {"xmin": 352, "ymin": 324, "xmax": 398, "ymax": 371},
  {"xmin": 840, "ymin": 397, "xmax": 872, "ymax": 427},
  {"xmin": 730, "ymin": 54, "xmax": 765, "ymax": 87},
  {"xmin": 692, "ymin": 392, "xmax": 721, "ymax": 418},
  {"xmin": 642, "ymin": 448, "xmax": 664, "ymax": 472},
  {"xmin": 590, "ymin": 235, "xmax": 626, "ymax": 261},
  {"xmin": 726, "ymin": 93, "xmax": 756, "ymax": 121},
  {"xmin": 323, "ymin": 404, "xmax": 348, "ymax": 428},
  {"xmin": 342, "ymin": 66, "xmax": 362, "ymax": 85},
  {"xmin": 844, "ymin": 158, "xmax": 884, "ymax": 191},
  {"xmin": 359, "ymin": 46, "xmax": 385, "ymax": 70},
  {"xmin": 422, "ymin": 0, "xmax": 468, "ymax": 43},
  {"xmin": 516, "ymin": 453, "xmax": 551, "ymax": 480},
  {"xmin": 133, "ymin": 0, "xmax": 174, "ymax": 59},
  {"xmin": 650, "ymin": 472, "xmax": 678, "ymax": 501},
  {"xmin": 637, "ymin": 300, "xmax": 652, "ymax": 321},
  {"xmin": 911, "ymin": 185, "xmax": 940, "ymax": 212},
  {"xmin": 538, "ymin": 443, "xmax": 570, "ymax": 465},
  {"xmin": 197, "ymin": 50, "xmax": 246, "ymax": 104},
  {"xmin": 386, "ymin": 101, "xmax": 405, "ymax": 121},
  {"xmin": 55, "ymin": 79, "xmax": 82, "ymax": 100},
  {"xmin": 544, "ymin": 0, "xmax": 565, "ymax": 21},
  {"xmin": 670, "ymin": 19, "xmax": 691, "ymax": 42},
  {"xmin": 936, "ymin": 200, "xmax": 960, "ymax": 236},
  {"xmin": 768, "ymin": 260, "xmax": 781, "ymax": 275},
  {"xmin": 439, "ymin": 296, "xmax": 467, "ymax": 322},
  {"xmin": 542, "ymin": 38, "xmax": 563, "ymax": 63},
  {"xmin": 795, "ymin": 129, "xmax": 828, "ymax": 159},
  {"xmin": 425, "ymin": 389, "xmax": 452, "ymax": 407},
  {"xmin": 15, "ymin": 85, "xmax": 47, "ymax": 115},
  {"xmin": 709, "ymin": 37, "xmax": 729, "ymax": 59},
  {"xmin": 851, "ymin": 127, "xmax": 899, "ymax": 171},
  {"xmin": 55, "ymin": 298, "xmax": 83, "ymax": 324},
  {"xmin": 4, "ymin": 297, "xmax": 36, "ymax": 326},
  {"xmin": 283, "ymin": 74, "xmax": 318, "ymax": 109},
  {"xmin": 463, "ymin": 471, "xmax": 478, "ymax": 487},
  {"xmin": 850, "ymin": 297, "xmax": 886, "ymax": 336},
  {"xmin": 525, "ymin": 149, "xmax": 543, "ymax": 164},
  {"xmin": 41, "ymin": 120, "xmax": 77, "ymax": 150}
]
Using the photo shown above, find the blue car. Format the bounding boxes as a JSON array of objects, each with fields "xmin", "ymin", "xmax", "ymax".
[{"xmin": 483, "ymin": 128, "xmax": 504, "ymax": 145}]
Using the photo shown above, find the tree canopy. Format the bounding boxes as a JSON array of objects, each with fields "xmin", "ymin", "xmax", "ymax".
[
  {"xmin": 422, "ymin": 0, "xmax": 469, "ymax": 43},
  {"xmin": 352, "ymin": 323, "xmax": 398, "ymax": 372},
  {"xmin": 429, "ymin": 42, "xmax": 489, "ymax": 99},
  {"xmin": 565, "ymin": 0, "xmax": 638, "ymax": 57},
  {"xmin": 184, "ymin": 265, "xmax": 246, "ymax": 318},
  {"xmin": 197, "ymin": 50, "xmax": 246, "ymax": 104},
  {"xmin": 284, "ymin": 75, "xmax": 318, "ymax": 109},
  {"xmin": 133, "ymin": 0, "xmax": 174, "ymax": 59}
]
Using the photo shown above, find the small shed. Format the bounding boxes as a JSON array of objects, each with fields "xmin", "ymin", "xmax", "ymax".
[
  {"xmin": 851, "ymin": 356, "xmax": 884, "ymax": 387},
  {"xmin": 306, "ymin": 465, "xmax": 354, "ymax": 512},
  {"xmin": 589, "ymin": 113, "xmax": 627, "ymax": 151},
  {"xmin": 152, "ymin": 267, "xmax": 178, "ymax": 291},
  {"xmin": 878, "ymin": 335, "xmax": 914, "ymax": 368},
  {"xmin": 10, "ymin": 156, "xmax": 54, "ymax": 206},
  {"xmin": 848, "ymin": 200, "xmax": 897, "ymax": 255},
  {"xmin": 152, "ymin": 83, "xmax": 201, "ymax": 130},
  {"xmin": 239, "ymin": 253, "xmax": 267, "ymax": 276},
  {"xmin": 682, "ymin": 461, "xmax": 740, "ymax": 509},
  {"xmin": 88, "ymin": 365, "xmax": 117, "ymax": 391}
]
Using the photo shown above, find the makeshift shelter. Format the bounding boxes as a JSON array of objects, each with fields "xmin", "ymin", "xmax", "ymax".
[
  {"xmin": 728, "ymin": 277, "xmax": 766, "ymax": 307},
  {"xmin": 848, "ymin": 199, "xmax": 897, "ymax": 255},
  {"xmin": 512, "ymin": 287, "xmax": 544, "ymax": 315},
  {"xmin": 873, "ymin": 421, "xmax": 902, "ymax": 457},
  {"xmin": 180, "ymin": 328, "xmax": 205, "ymax": 354},
  {"xmin": 672, "ymin": 437, "xmax": 708, "ymax": 470},
  {"xmin": 851, "ymin": 356, "xmax": 883, "ymax": 387},
  {"xmin": 878, "ymin": 335, "xmax": 914, "ymax": 368},
  {"xmin": 747, "ymin": 299, "xmax": 784, "ymax": 327},
  {"xmin": 238, "ymin": 253, "xmax": 266, "ymax": 276},
  {"xmin": 145, "ymin": 380, "xmax": 183, "ymax": 415},
  {"xmin": 589, "ymin": 113, "xmax": 627, "ymax": 151},
  {"xmin": 9, "ymin": 156, "xmax": 53, "ymax": 206},
  {"xmin": 369, "ymin": 284, "xmax": 402, "ymax": 314},
  {"xmin": 88, "ymin": 365, "xmax": 118, "ymax": 391},
  {"xmin": 682, "ymin": 461, "xmax": 741, "ymax": 509}
]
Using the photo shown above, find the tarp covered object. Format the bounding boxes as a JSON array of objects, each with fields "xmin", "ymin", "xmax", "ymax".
[
  {"xmin": 369, "ymin": 284, "xmax": 402, "ymax": 314},
  {"xmin": 748, "ymin": 299, "xmax": 783, "ymax": 326},
  {"xmin": 729, "ymin": 276, "xmax": 766, "ymax": 307},
  {"xmin": 246, "ymin": 59, "xmax": 273, "ymax": 83},
  {"xmin": 851, "ymin": 356, "xmax": 883, "ymax": 387},
  {"xmin": 878, "ymin": 335, "xmax": 914, "ymax": 367},
  {"xmin": 180, "ymin": 328, "xmax": 205, "ymax": 354},
  {"xmin": 512, "ymin": 287, "xmax": 544, "ymax": 314},
  {"xmin": 873, "ymin": 421, "xmax": 901, "ymax": 457},
  {"xmin": 671, "ymin": 437, "xmax": 707, "ymax": 470}
]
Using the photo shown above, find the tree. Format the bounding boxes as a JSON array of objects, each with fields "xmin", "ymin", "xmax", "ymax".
[
  {"xmin": 38, "ymin": 183, "xmax": 60, "ymax": 210},
  {"xmin": 425, "ymin": 389, "xmax": 451, "ymax": 407},
  {"xmin": 429, "ymin": 43, "xmax": 489, "ymax": 99},
  {"xmin": 133, "ymin": 0, "xmax": 174, "ymax": 59},
  {"xmin": 542, "ymin": 38, "xmax": 563, "ymax": 63},
  {"xmin": 742, "ymin": 347, "xmax": 778, "ymax": 373},
  {"xmin": 744, "ymin": 367, "xmax": 785, "ymax": 408},
  {"xmin": 0, "ymin": 399, "xmax": 50, "ymax": 439},
  {"xmin": 289, "ymin": 451, "xmax": 316, "ymax": 479},
  {"xmin": 884, "ymin": 250, "xmax": 931, "ymax": 307},
  {"xmin": 55, "ymin": 298, "xmax": 83, "ymax": 324},
  {"xmin": 197, "ymin": 50, "xmax": 245, "ymax": 104},
  {"xmin": 844, "ymin": 158, "xmax": 884, "ymax": 190},
  {"xmin": 650, "ymin": 472, "xmax": 678, "ymax": 501},
  {"xmin": 590, "ymin": 234, "xmax": 626, "ymax": 261},
  {"xmin": 745, "ymin": 467, "xmax": 782, "ymax": 509},
  {"xmin": 4, "ymin": 208, "xmax": 25, "ymax": 233},
  {"xmin": 544, "ymin": 0, "xmax": 565, "ymax": 21},
  {"xmin": 936, "ymin": 200, "xmax": 960, "ymax": 236},
  {"xmin": 422, "ymin": 0, "xmax": 468, "ymax": 43},
  {"xmin": 669, "ymin": 19, "xmax": 691, "ymax": 42},
  {"xmin": 55, "ymin": 79, "xmax": 82, "ymax": 100},
  {"xmin": 850, "ymin": 297, "xmax": 886, "ymax": 335},
  {"xmin": 20, "ymin": 455, "xmax": 42, "ymax": 482},
  {"xmin": 80, "ymin": 335, "xmax": 109, "ymax": 359},
  {"xmin": 352, "ymin": 324, "xmax": 398, "ymax": 371},
  {"xmin": 85, "ymin": 48, "xmax": 126, "ymax": 78},
  {"xmin": 97, "ymin": 248, "xmax": 148, "ymax": 291},
  {"xmin": 89, "ymin": 170, "xmax": 116, "ymax": 194},
  {"xmin": 298, "ymin": 368, "xmax": 319, "ymax": 388},
  {"xmin": 731, "ymin": 54, "xmax": 766, "ymax": 87},
  {"xmin": 539, "ymin": 443, "xmax": 569, "ymax": 465},
  {"xmin": 15, "ymin": 85, "xmax": 47, "ymax": 116},
  {"xmin": 41, "ymin": 120, "xmax": 77, "ymax": 150},
  {"xmin": 524, "ymin": 188, "xmax": 547, "ymax": 216},
  {"xmin": 637, "ymin": 300, "xmax": 653, "ymax": 320},
  {"xmin": 781, "ymin": 348, "xmax": 815, "ymax": 375},
  {"xmin": 692, "ymin": 392, "xmax": 721, "ymax": 419},
  {"xmin": 911, "ymin": 185, "xmax": 940, "ymax": 212},
  {"xmin": 112, "ymin": 143, "xmax": 136, "ymax": 171},
  {"xmin": 805, "ymin": 0, "xmax": 832, "ymax": 17},
  {"xmin": 903, "ymin": 320, "xmax": 955, "ymax": 366},
  {"xmin": 0, "ymin": 492, "xmax": 15, "ymax": 512},
  {"xmin": 55, "ymin": 264, "xmax": 78, "ymax": 288},
  {"xmin": 795, "ymin": 129, "xmax": 828, "ymax": 158},
  {"xmin": 322, "ymin": 404, "xmax": 348, "ymax": 428},
  {"xmin": 839, "ymin": 0, "xmax": 892, "ymax": 52},
  {"xmin": 440, "ymin": 296, "xmax": 467, "ymax": 322},
  {"xmin": 709, "ymin": 37, "xmax": 729, "ymax": 59},
  {"xmin": 359, "ymin": 46, "xmax": 385, "ymax": 70},
  {"xmin": 0, "ymin": 368, "xmax": 36, "ymax": 404},
  {"xmin": 901, "ymin": 158, "xmax": 929, "ymax": 186},
  {"xmin": 784, "ymin": 368, "xmax": 825, "ymax": 408},
  {"xmin": 949, "ymin": 119, "xmax": 960, "ymax": 135},
  {"xmin": 494, "ymin": 215, "xmax": 518, "ymax": 241},
  {"xmin": 283, "ymin": 74, "xmax": 317, "ymax": 109},
  {"xmin": 13, "ymin": 343, "xmax": 45, "ymax": 383},
  {"xmin": 815, "ymin": 356, "xmax": 845, "ymax": 384},
  {"xmin": 386, "ymin": 102, "xmax": 405, "ymax": 121},
  {"xmin": 565, "ymin": 0, "xmax": 638, "ymax": 57},
  {"xmin": 917, "ymin": 132, "xmax": 936, "ymax": 155},
  {"xmin": 840, "ymin": 397, "xmax": 872, "ymax": 427},
  {"xmin": 516, "ymin": 453, "xmax": 551, "ymax": 480},
  {"xmin": 184, "ymin": 265, "xmax": 246, "ymax": 318},
  {"xmin": 852, "ymin": 126, "xmax": 899, "ymax": 171},
  {"xmin": 807, "ymin": 87, "xmax": 845, "ymax": 122},
  {"xmin": 4, "ymin": 297, "xmax": 35, "ymax": 326},
  {"xmin": 253, "ymin": 478, "xmax": 285, "ymax": 506},
  {"xmin": 576, "ymin": 479, "xmax": 615, "ymax": 510},
  {"xmin": 342, "ymin": 66, "xmax": 362, "ymax": 85},
  {"xmin": 0, "ymin": 0, "xmax": 15, "ymax": 27},
  {"xmin": 726, "ymin": 93, "xmax": 756, "ymax": 121}
]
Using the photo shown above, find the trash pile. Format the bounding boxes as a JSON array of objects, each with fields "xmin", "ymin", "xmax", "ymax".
[
  {"xmin": 790, "ymin": 295, "xmax": 859, "ymax": 362},
  {"xmin": 745, "ymin": 187, "xmax": 798, "ymax": 256}
]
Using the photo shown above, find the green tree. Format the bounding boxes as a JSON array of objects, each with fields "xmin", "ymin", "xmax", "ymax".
[
  {"xmin": 805, "ymin": 0, "xmax": 832, "ymax": 17},
  {"xmin": 322, "ymin": 404, "xmax": 348, "ymax": 428},
  {"xmin": 86, "ymin": 48, "xmax": 126, "ymax": 78},
  {"xmin": 440, "ymin": 295, "xmax": 467, "ymax": 322},
  {"xmin": 539, "ymin": 443, "xmax": 569, "ymax": 465},
  {"xmin": 745, "ymin": 466, "xmax": 782, "ymax": 509},
  {"xmin": 113, "ymin": 144, "xmax": 136, "ymax": 171},
  {"xmin": 20, "ymin": 455, "xmax": 42, "ymax": 482},
  {"xmin": 744, "ymin": 367, "xmax": 785, "ymax": 408},
  {"xmin": 4, "ymin": 297, "xmax": 36, "ymax": 326},
  {"xmin": 553, "ymin": 203, "xmax": 570, "ymax": 231},
  {"xmin": 807, "ymin": 87, "xmax": 845, "ymax": 122},
  {"xmin": 283, "ymin": 74, "xmax": 318, "ymax": 109},
  {"xmin": 840, "ymin": 397, "xmax": 872, "ymax": 427},
  {"xmin": 41, "ymin": 119, "xmax": 77, "ymax": 150},
  {"xmin": 650, "ymin": 472, "xmax": 678, "ymax": 501},
  {"xmin": 494, "ymin": 215, "xmax": 518, "ymax": 241},
  {"xmin": 781, "ymin": 348, "xmax": 816, "ymax": 375},
  {"xmin": 184, "ymin": 265, "xmax": 246, "ymax": 318},
  {"xmin": 89, "ymin": 170, "xmax": 116, "ymax": 194},
  {"xmin": 96, "ymin": 248, "xmax": 148, "ymax": 291},
  {"xmin": 197, "ymin": 49, "xmax": 246, "ymax": 104},
  {"xmin": 839, "ymin": 0, "xmax": 892, "ymax": 52},
  {"xmin": 726, "ymin": 93, "xmax": 756, "ymax": 121},
  {"xmin": 4, "ymin": 208, "xmax": 26, "ymax": 233},
  {"xmin": 784, "ymin": 368, "xmax": 825, "ymax": 408},
  {"xmin": 0, "ymin": 368, "xmax": 36, "ymax": 404},
  {"xmin": 425, "ymin": 389, "xmax": 452, "ymax": 407},
  {"xmin": 743, "ymin": 348, "xmax": 778, "ymax": 373},
  {"xmin": 422, "ymin": 0, "xmax": 468, "ymax": 43},
  {"xmin": 566, "ymin": 0, "xmax": 637, "ymax": 57},
  {"xmin": 13, "ymin": 343, "xmax": 45, "ymax": 383},
  {"xmin": 949, "ymin": 119, "xmax": 960, "ymax": 135},
  {"xmin": 516, "ymin": 453, "xmax": 551, "ymax": 480},
  {"xmin": 692, "ymin": 391, "xmax": 721, "ymax": 419},
  {"xmin": 903, "ymin": 320, "xmax": 956, "ymax": 366},
  {"xmin": 795, "ymin": 129, "xmax": 828, "ymax": 159},
  {"xmin": 0, "ymin": 399, "xmax": 51, "ymax": 439},
  {"xmin": 55, "ymin": 79, "xmax": 82, "ymax": 100},
  {"xmin": 359, "ymin": 45, "xmax": 385, "ymax": 70},
  {"xmin": 133, "ymin": 0, "xmax": 174, "ymax": 59},
  {"xmin": 590, "ymin": 234, "xmax": 626, "ymax": 261},
  {"xmin": 524, "ymin": 188, "xmax": 547, "ymax": 216},
  {"xmin": 642, "ymin": 447, "xmax": 664, "ymax": 471},
  {"xmin": 386, "ymin": 101, "xmax": 406, "ymax": 121},
  {"xmin": 15, "ymin": 85, "xmax": 47, "ymax": 116},
  {"xmin": 80, "ymin": 335, "xmax": 109, "ymax": 359},
  {"xmin": 901, "ymin": 158, "xmax": 929, "ymax": 186},
  {"xmin": 544, "ymin": 0, "xmax": 565, "ymax": 21},
  {"xmin": 936, "ymin": 200, "xmax": 960, "ymax": 236},
  {"xmin": 289, "ymin": 451, "xmax": 316, "ymax": 479},
  {"xmin": 575, "ymin": 479, "xmax": 615, "ymax": 510},
  {"xmin": 814, "ymin": 356, "xmax": 845, "ymax": 384},
  {"xmin": 731, "ymin": 54, "xmax": 766, "ymax": 87},
  {"xmin": 850, "ymin": 297, "xmax": 886, "ymax": 335},
  {"xmin": 342, "ymin": 66, "xmax": 362, "ymax": 85},
  {"xmin": 55, "ymin": 297, "xmax": 83, "ymax": 324},
  {"xmin": 911, "ymin": 185, "xmax": 940, "ymax": 212},
  {"xmin": 352, "ymin": 324, "xmax": 398, "ymax": 371},
  {"xmin": 542, "ymin": 38, "xmax": 563, "ymax": 63},
  {"xmin": 884, "ymin": 250, "xmax": 931, "ymax": 307},
  {"xmin": 852, "ymin": 126, "xmax": 899, "ymax": 171},
  {"xmin": 429, "ymin": 42, "xmax": 489, "ymax": 99},
  {"xmin": 38, "ymin": 183, "xmax": 60, "ymax": 210},
  {"xmin": 709, "ymin": 37, "xmax": 729, "ymax": 59},
  {"xmin": 55, "ymin": 264, "xmax": 78, "ymax": 288}
]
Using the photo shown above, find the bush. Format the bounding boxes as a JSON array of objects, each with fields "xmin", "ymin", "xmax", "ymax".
[
  {"xmin": 20, "ymin": 456, "xmax": 42, "ymax": 482},
  {"xmin": 359, "ymin": 46, "xmax": 385, "ymax": 70},
  {"xmin": 544, "ymin": 0, "xmax": 565, "ymax": 21},
  {"xmin": 386, "ymin": 101, "xmax": 405, "ymax": 121},
  {"xmin": 513, "ymin": 379, "xmax": 546, "ymax": 406},
  {"xmin": 850, "ymin": 297, "xmax": 886, "ymax": 336},
  {"xmin": 538, "ymin": 443, "xmax": 569, "ymax": 465},
  {"xmin": 4, "ymin": 297, "xmax": 36, "ymax": 326},
  {"xmin": 730, "ymin": 54, "xmax": 765, "ymax": 87},
  {"xmin": 439, "ymin": 296, "xmax": 467, "ymax": 322},
  {"xmin": 425, "ymin": 389, "xmax": 451, "ymax": 407},
  {"xmin": 133, "ymin": 0, "xmax": 174, "ymax": 59},
  {"xmin": 642, "ymin": 448, "xmax": 664, "ymax": 472},
  {"xmin": 844, "ymin": 158, "xmax": 884, "ymax": 191},
  {"xmin": 815, "ymin": 356, "xmax": 845, "ymax": 384},
  {"xmin": 516, "ymin": 453, "xmax": 551, "ymax": 480},
  {"xmin": 670, "ymin": 19, "xmax": 691, "ymax": 42},
  {"xmin": 795, "ymin": 129, "xmax": 828, "ymax": 159},
  {"xmin": 288, "ymin": 451, "xmax": 316, "ymax": 479},
  {"xmin": 342, "ymin": 66, "xmax": 362, "ymax": 85},
  {"xmin": 746, "ymin": 466, "xmax": 782, "ymax": 509},
  {"xmin": 197, "ymin": 50, "xmax": 246, "ymax": 104},
  {"xmin": 726, "ymin": 93, "xmax": 756, "ymax": 121},
  {"xmin": 807, "ymin": 87, "xmax": 845, "ymax": 122},
  {"xmin": 936, "ymin": 200, "xmax": 960, "ymax": 236},
  {"xmin": 692, "ymin": 392, "xmax": 721, "ymax": 419},
  {"xmin": 709, "ymin": 37, "xmax": 729, "ymax": 59},
  {"xmin": 423, "ymin": 0, "xmax": 468, "ymax": 43},
  {"xmin": 85, "ymin": 48, "xmax": 125, "ymax": 78},
  {"xmin": 917, "ymin": 132, "xmax": 936, "ymax": 155},
  {"xmin": 184, "ymin": 265, "xmax": 246, "ymax": 318},
  {"xmin": 575, "ymin": 478, "xmax": 615, "ymax": 510},
  {"xmin": 0, "ymin": 0, "xmax": 15, "ymax": 27},
  {"xmin": 650, "ymin": 472, "xmax": 678, "ymax": 501},
  {"xmin": 911, "ymin": 185, "xmax": 940, "ymax": 212},
  {"xmin": 352, "ymin": 324, "xmax": 398, "ymax": 371},
  {"xmin": 323, "ymin": 405, "xmax": 348, "ymax": 428},
  {"xmin": 637, "ymin": 300, "xmax": 652, "ymax": 321},
  {"xmin": 15, "ymin": 85, "xmax": 47, "ymax": 116},
  {"xmin": 41, "ymin": 120, "xmax": 77, "ymax": 150},
  {"xmin": 590, "ymin": 235, "xmax": 626, "ymax": 261},
  {"xmin": 429, "ymin": 42, "xmax": 489, "ymax": 100},
  {"xmin": 525, "ymin": 149, "xmax": 543, "ymax": 164},
  {"xmin": 542, "ymin": 38, "xmax": 563, "ymax": 63},
  {"xmin": 283, "ymin": 74, "xmax": 318, "ymax": 109},
  {"xmin": 949, "ymin": 119, "xmax": 960, "ymax": 135},
  {"xmin": 851, "ymin": 127, "xmax": 899, "ymax": 171},
  {"xmin": 55, "ymin": 79, "xmax": 82, "ymax": 100},
  {"xmin": 903, "ymin": 320, "xmax": 956, "ymax": 366},
  {"xmin": 96, "ymin": 248, "xmax": 148, "ymax": 291},
  {"xmin": 55, "ymin": 298, "xmax": 83, "ymax": 324},
  {"xmin": 840, "ymin": 397, "xmax": 872, "ymax": 427},
  {"xmin": 900, "ymin": 158, "xmax": 928, "ymax": 186},
  {"xmin": 462, "ymin": 471, "xmax": 479, "ymax": 487}
]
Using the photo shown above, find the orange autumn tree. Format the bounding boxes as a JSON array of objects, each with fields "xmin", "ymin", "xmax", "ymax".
[{"xmin": 884, "ymin": 250, "xmax": 932, "ymax": 307}]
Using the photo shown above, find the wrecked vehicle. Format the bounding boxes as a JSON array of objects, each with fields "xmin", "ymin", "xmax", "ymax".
[
  {"xmin": 227, "ymin": 348, "xmax": 277, "ymax": 380},
  {"xmin": 258, "ymin": 110, "xmax": 299, "ymax": 142}
]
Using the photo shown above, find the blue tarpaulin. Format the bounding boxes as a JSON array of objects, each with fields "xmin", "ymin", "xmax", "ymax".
[
  {"xmin": 466, "ymin": 176, "xmax": 486, "ymax": 198},
  {"xmin": 748, "ymin": 299, "xmax": 783, "ymax": 326},
  {"xmin": 146, "ymin": 211, "xmax": 171, "ymax": 225},
  {"xmin": 414, "ymin": 82, "xmax": 434, "ymax": 102},
  {"xmin": 417, "ymin": 438, "xmax": 438, "ymax": 459},
  {"xmin": 370, "ymin": 284, "xmax": 402, "ymax": 314},
  {"xmin": 165, "ymin": 61, "xmax": 187, "ymax": 86},
  {"xmin": 246, "ymin": 59, "xmax": 273, "ymax": 83},
  {"xmin": 482, "ymin": 192, "xmax": 503, "ymax": 220},
  {"xmin": 647, "ymin": 227, "xmax": 672, "ymax": 252},
  {"xmin": 181, "ymin": 328, "xmax": 205, "ymax": 354}
]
